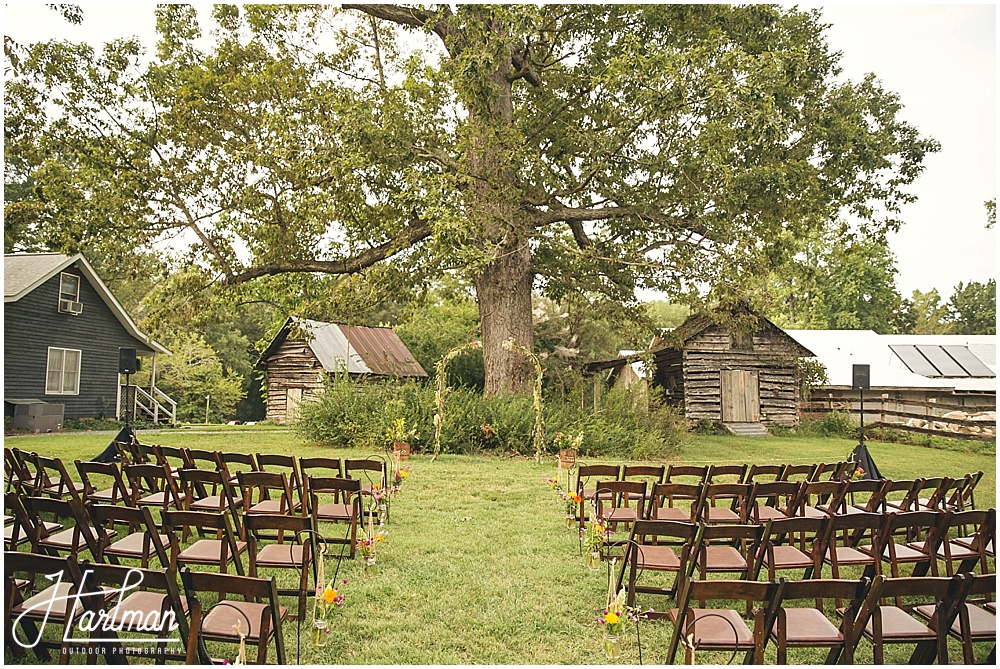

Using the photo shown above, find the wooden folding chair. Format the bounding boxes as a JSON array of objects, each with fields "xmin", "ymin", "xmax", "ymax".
[
  {"xmin": 840, "ymin": 477, "xmax": 890, "ymax": 515},
  {"xmin": 257, "ymin": 453, "xmax": 305, "ymax": 511},
  {"xmin": 665, "ymin": 577, "xmax": 781, "ymax": 664},
  {"xmin": 880, "ymin": 478, "xmax": 924, "ymax": 514},
  {"xmin": 811, "ymin": 461, "xmax": 853, "ymax": 482},
  {"xmin": 237, "ymin": 470, "xmax": 299, "ymax": 516},
  {"xmin": 75, "ymin": 460, "xmax": 131, "ymax": 506},
  {"xmin": 4, "ymin": 552, "xmax": 101, "ymax": 661},
  {"xmin": 180, "ymin": 568, "xmax": 287, "ymax": 665},
  {"xmin": 593, "ymin": 480, "xmax": 645, "ymax": 537},
  {"xmin": 791, "ymin": 479, "xmax": 848, "ymax": 519},
  {"xmin": 746, "ymin": 481, "xmax": 801, "ymax": 522},
  {"xmin": 764, "ymin": 576, "xmax": 882, "ymax": 664},
  {"xmin": 779, "ymin": 463, "xmax": 817, "ymax": 483},
  {"xmin": 245, "ymin": 513, "xmax": 314, "ymax": 620},
  {"xmin": 621, "ymin": 464, "xmax": 664, "ymax": 503},
  {"xmin": 217, "ymin": 451, "xmax": 259, "ymax": 487},
  {"xmin": 22, "ymin": 494, "xmax": 108, "ymax": 561},
  {"xmin": 694, "ymin": 522, "xmax": 767, "ymax": 585},
  {"xmin": 5, "ymin": 493, "xmax": 62, "ymax": 551},
  {"xmin": 743, "ymin": 463, "xmax": 786, "ymax": 484},
  {"xmin": 707, "ymin": 463, "xmax": 748, "ymax": 483},
  {"xmin": 575, "ymin": 464, "xmax": 620, "ymax": 525},
  {"xmin": 5, "ymin": 447, "xmax": 40, "ymax": 495},
  {"xmin": 123, "ymin": 462, "xmax": 186, "ymax": 511},
  {"xmin": 298, "ymin": 456, "xmax": 345, "ymax": 479},
  {"xmin": 918, "ymin": 572, "xmax": 995, "ymax": 664},
  {"xmin": 753, "ymin": 515, "xmax": 827, "ymax": 583},
  {"xmin": 617, "ymin": 519, "xmax": 702, "ymax": 607},
  {"xmin": 816, "ymin": 511, "xmax": 884, "ymax": 588},
  {"xmin": 664, "ymin": 463, "xmax": 709, "ymax": 484},
  {"xmin": 30, "ymin": 453, "xmax": 86, "ymax": 500},
  {"xmin": 161, "ymin": 509, "xmax": 247, "ymax": 575},
  {"xmin": 184, "ymin": 448, "xmax": 222, "ymax": 470},
  {"xmin": 699, "ymin": 482, "xmax": 751, "ymax": 524},
  {"xmin": 76, "ymin": 562, "xmax": 191, "ymax": 662},
  {"xmin": 304, "ymin": 475, "xmax": 361, "ymax": 559},
  {"xmin": 646, "ymin": 482, "xmax": 705, "ymax": 522},
  {"xmin": 855, "ymin": 574, "xmax": 970, "ymax": 664},
  {"xmin": 860, "ymin": 510, "xmax": 945, "ymax": 584},
  {"xmin": 87, "ymin": 503, "xmax": 170, "ymax": 568},
  {"xmin": 178, "ymin": 468, "xmax": 244, "ymax": 540},
  {"xmin": 932, "ymin": 508, "xmax": 995, "ymax": 576},
  {"xmin": 152, "ymin": 444, "xmax": 191, "ymax": 477}
]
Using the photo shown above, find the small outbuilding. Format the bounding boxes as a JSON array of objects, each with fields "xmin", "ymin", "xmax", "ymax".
[
  {"xmin": 588, "ymin": 312, "xmax": 814, "ymax": 432},
  {"xmin": 257, "ymin": 318, "xmax": 427, "ymax": 423}
]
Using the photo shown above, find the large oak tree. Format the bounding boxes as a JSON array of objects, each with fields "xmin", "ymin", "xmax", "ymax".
[{"xmin": 5, "ymin": 4, "xmax": 938, "ymax": 395}]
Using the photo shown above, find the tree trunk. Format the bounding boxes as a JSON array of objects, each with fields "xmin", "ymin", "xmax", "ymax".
[
  {"xmin": 457, "ymin": 13, "xmax": 536, "ymax": 397},
  {"xmin": 475, "ymin": 238, "xmax": 535, "ymax": 396}
]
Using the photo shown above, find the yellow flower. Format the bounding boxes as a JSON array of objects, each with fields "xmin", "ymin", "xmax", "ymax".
[
  {"xmin": 323, "ymin": 588, "xmax": 337, "ymax": 604},
  {"xmin": 605, "ymin": 612, "xmax": 619, "ymax": 625},
  {"xmin": 400, "ymin": 471, "xmax": 409, "ymax": 478}
]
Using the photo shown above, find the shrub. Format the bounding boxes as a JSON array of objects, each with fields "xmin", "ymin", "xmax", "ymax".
[
  {"xmin": 295, "ymin": 377, "xmax": 688, "ymax": 460},
  {"xmin": 795, "ymin": 411, "xmax": 857, "ymax": 439}
]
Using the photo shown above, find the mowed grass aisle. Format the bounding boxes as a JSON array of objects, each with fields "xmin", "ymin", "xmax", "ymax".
[{"xmin": 7, "ymin": 429, "xmax": 995, "ymax": 664}]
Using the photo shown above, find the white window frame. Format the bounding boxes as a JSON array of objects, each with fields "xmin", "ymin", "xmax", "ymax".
[
  {"xmin": 59, "ymin": 272, "xmax": 80, "ymax": 301},
  {"xmin": 45, "ymin": 347, "xmax": 81, "ymax": 395}
]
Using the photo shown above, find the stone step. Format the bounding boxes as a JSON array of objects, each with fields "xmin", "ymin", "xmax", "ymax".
[{"xmin": 723, "ymin": 422, "xmax": 770, "ymax": 437}]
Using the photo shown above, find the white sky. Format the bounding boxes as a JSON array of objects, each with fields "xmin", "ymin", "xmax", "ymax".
[{"xmin": 3, "ymin": 2, "xmax": 996, "ymax": 300}]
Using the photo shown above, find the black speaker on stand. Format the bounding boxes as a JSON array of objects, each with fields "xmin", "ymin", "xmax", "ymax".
[
  {"xmin": 119, "ymin": 348, "xmax": 137, "ymax": 428},
  {"xmin": 849, "ymin": 363, "xmax": 881, "ymax": 479}
]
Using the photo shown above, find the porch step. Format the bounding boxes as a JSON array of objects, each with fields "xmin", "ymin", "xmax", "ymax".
[{"xmin": 724, "ymin": 422, "xmax": 769, "ymax": 437}]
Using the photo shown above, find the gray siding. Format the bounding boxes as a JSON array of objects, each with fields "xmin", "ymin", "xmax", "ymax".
[{"xmin": 4, "ymin": 268, "xmax": 153, "ymax": 419}]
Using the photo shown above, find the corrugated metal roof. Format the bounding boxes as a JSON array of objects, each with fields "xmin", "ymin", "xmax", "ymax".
[
  {"xmin": 337, "ymin": 324, "xmax": 427, "ymax": 377},
  {"xmin": 785, "ymin": 330, "xmax": 996, "ymax": 393},
  {"xmin": 288, "ymin": 319, "xmax": 426, "ymax": 377}
]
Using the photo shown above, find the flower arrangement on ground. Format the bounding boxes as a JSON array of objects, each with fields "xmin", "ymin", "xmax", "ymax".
[
  {"xmin": 581, "ymin": 515, "xmax": 611, "ymax": 570},
  {"xmin": 311, "ymin": 557, "xmax": 347, "ymax": 647},
  {"xmin": 597, "ymin": 559, "xmax": 644, "ymax": 660},
  {"xmin": 553, "ymin": 431, "xmax": 584, "ymax": 452},
  {"xmin": 387, "ymin": 417, "xmax": 419, "ymax": 444}
]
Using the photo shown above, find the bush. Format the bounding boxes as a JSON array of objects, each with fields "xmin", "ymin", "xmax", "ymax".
[
  {"xmin": 795, "ymin": 411, "xmax": 857, "ymax": 439},
  {"xmin": 295, "ymin": 377, "xmax": 688, "ymax": 460}
]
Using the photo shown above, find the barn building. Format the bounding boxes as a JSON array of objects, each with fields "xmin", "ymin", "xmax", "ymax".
[
  {"xmin": 4, "ymin": 253, "xmax": 171, "ymax": 426},
  {"xmin": 257, "ymin": 318, "xmax": 427, "ymax": 423},
  {"xmin": 588, "ymin": 313, "xmax": 814, "ymax": 433}
]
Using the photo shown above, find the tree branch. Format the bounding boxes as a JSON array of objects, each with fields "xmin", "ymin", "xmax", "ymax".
[
  {"xmin": 223, "ymin": 217, "xmax": 433, "ymax": 284},
  {"xmin": 530, "ymin": 205, "xmax": 640, "ymax": 228},
  {"xmin": 342, "ymin": 4, "xmax": 451, "ymax": 43}
]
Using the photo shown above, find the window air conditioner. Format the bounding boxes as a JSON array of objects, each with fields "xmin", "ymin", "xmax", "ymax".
[{"xmin": 58, "ymin": 299, "xmax": 84, "ymax": 315}]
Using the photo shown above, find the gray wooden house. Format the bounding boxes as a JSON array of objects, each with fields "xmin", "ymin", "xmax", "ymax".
[
  {"xmin": 588, "ymin": 313, "xmax": 814, "ymax": 432},
  {"xmin": 257, "ymin": 318, "xmax": 427, "ymax": 423},
  {"xmin": 4, "ymin": 253, "xmax": 170, "ymax": 423}
]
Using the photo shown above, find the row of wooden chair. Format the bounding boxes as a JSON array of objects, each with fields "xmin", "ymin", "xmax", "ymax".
[
  {"xmin": 583, "ymin": 472, "xmax": 985, "ymax": 531},
  {"xmin": 5, "ymin": 551, "xmax": 287, "ymax": 664},
  {"xmin": 664, "ymin": 571, "xmax": 995, "ymax": 664},
  {"xmin": 614, "ymin": 510, "xmax": 996, "ymax": 609}
]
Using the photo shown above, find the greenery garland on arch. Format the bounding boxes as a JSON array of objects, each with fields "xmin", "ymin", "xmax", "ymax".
[
  {"xmin": 431, "ymin": 340, "xmax": 483, "ymax": 461},
  {"xmin": 501, "ymin": 338, "xmax": 545, "ymax": 463}
]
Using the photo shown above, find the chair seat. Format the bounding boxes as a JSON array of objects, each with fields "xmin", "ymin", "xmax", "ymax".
[
  {"xmin": 12, "ymin": 582, "xmax": 114, "ymax": 620},
  {"xmin": 799, "ymin": 506, "xmax": 828, "ymax": 519},
  {"xmin": 42, "ymin": 479, "xmax": 86, "ymax": 496},
  {"xmin": 826, "ymin": 546, "xmax": 875, "ymax": 566},
  {"xmin": 766, "ymin": 545, "xmax": 813, "ymax": 570},
  {"xmin": 859, "ymin": 542, "xmax": 928, "ymax": 563},
  {"xmin": 4, "ymin": 524, "xmax": 30, "ymax": 546},
  {"xmin": 607, "ymin": 508, "xmax": 637, "ymax": 523},
  {"xmin": 952, "ymin": 535, "xmax": 994, "ymax": 556},
  {"xmin": 178, "ymin": 539, "xmax": 247, "ymax": 564},
  {"xmin": 316, "ymin": 502, "xmax": 353, "ymax": 521},
  {"xmin": 40, "ymin": 527, "xmax": 115, "ymax": 552},
  {"xmin": 256, "ymin": 543, "xmax": 305, "ymax": 568},
  {"xmin": 190, "ymin": 495, "xmax": 242, "ymax": 511},
  {"xmin": 700, "ymin": 545, "xmax": 747, "ymax": 571},
  {"xmin": 581, "ymin": 490, "xmax": 613, "ymax": 501},
  {"xmin": 107, "ymin": 591, "xmax": 190, "ymax": 627},
  {"xmin": 864, "ymin": 606, "xmax": 933, "ymax": 641},
  {"xmin": 106, "ymin": 532, "xmax": 170, "ymax": 558},
  {"xmin": 248, "ymin": 499, "xmax": 298, "ymax": 514},
  {"xmin": 773, "ymin": 607, "xmax": 844, "ymax": 645},
  {"xmin": 201, "ymin": 601, "xmax": 288, "ymax": 643},
  {"xmin": 136, "ymin": 491, "xmax": 185, "ymax": 508},
  {"xmin": 753, "ymin": 506, "xmax": 788, "ymax": 522},
  {"xmin": 654, "ymin": 507, "xmax": 692, "ymax": 521},
  {"xmin": 635, "ymin": 545, "xmax": 680, "ymax": 571},
  {"xmin": 705, "ymin": 507, "xmax": 741, "ymax": 523},
  {"xmin": 89, "ymin": 487, "xmax": 123, "ymax": 504},
  {"xmin": 667, "ymin": 607, "xmax": 753, "ymax": 648},
  {"xmin": 913, "ymin": 603, "xmax": 996, "ymax": 639}
]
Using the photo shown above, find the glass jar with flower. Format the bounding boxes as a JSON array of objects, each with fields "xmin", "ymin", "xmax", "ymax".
[
  {"xmin": 597, "ymin": 560, "xmax": 643, "ymax": 660},
  {"xmin": 562, "ymin": 491, "xmax": 582, "ymax": 528},
  {"xmin": 581, "ymin": 515, "xmax": 609, "ymax": 571},
  {"xmin": 356, "ymin": 515, "xmax": 387, "ymax": 576},
  {"xmin": 311, "ymin": 576, "xmax": 346, "ymax": 647}
]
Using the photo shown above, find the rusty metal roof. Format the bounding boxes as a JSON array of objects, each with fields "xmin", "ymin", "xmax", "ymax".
[
  {"xmin": 258, "ymin": 318, "xmax": 426, "ymax": 377},
  {"xmin": 335, "ymin": 324, "xmax": 427, "ymax": 377}
]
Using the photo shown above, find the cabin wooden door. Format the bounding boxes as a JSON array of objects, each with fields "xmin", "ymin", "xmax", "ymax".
[
  {"xmin": 286, "ymin": 388, "xmax": 303, "ymax": 421},
  {"xmin": 720, "ymin": 370, "xmax": 760, "ymax": 422}
]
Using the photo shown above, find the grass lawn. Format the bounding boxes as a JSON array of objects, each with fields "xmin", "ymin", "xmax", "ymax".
[{"xmin": 6, "ymin": 429, "xmax": 995, "ymax": 664}]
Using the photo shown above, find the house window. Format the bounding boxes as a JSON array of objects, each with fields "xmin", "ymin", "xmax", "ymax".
[
  {"xmin": 59, "ymin": 273, "xmax": 80, "ymax": 301},
  {"xmin": 46, "ymin": 347, "xmax": 81, "ymax": 395}
]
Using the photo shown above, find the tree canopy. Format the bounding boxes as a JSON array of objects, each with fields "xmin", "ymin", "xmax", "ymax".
[{"xmin": 4, "ymin": 4, "xmax": 939, "ymax": 395}]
